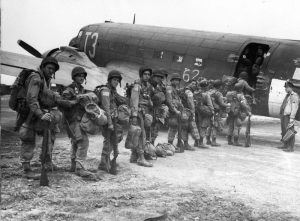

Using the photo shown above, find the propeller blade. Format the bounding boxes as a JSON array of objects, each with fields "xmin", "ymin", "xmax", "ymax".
[
  {"xmin": 133, "ymin": 13, "xmax": 136, "ymax": 24},
  {"xmin": 17, "ymin": 40, "xmax": 42, "ymax": 58}
]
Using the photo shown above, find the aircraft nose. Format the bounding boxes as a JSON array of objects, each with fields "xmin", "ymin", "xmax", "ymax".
[{"xmin": 69, "ymin": 37, "xmax": 79, "ymax": 48}]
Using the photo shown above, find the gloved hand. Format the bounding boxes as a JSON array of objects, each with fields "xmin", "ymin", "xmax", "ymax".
[
  {"xmin": 41, "ymin": 113, "xmax": 52, "ymax": 121},
  {"xmin": 131, "ymin": 116, "xmax": 138, "ymax": 126}
]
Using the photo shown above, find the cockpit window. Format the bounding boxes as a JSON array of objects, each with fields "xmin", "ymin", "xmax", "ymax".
[{"xmin": 77, "ymin": 31, "xmax": 83, "ymax": 38}]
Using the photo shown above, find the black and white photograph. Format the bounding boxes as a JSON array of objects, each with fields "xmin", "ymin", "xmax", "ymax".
[{"xmin": 1, "ymin": 0, "xmax": 300, "ymax": 220}]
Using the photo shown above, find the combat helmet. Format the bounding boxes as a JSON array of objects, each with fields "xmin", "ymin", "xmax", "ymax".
[
  {"xmin": 71, "ymin": 66, "xmax": 87, "ymax": 80},
  {"xmin": 152, "ymin": 70, "xmax": 165, "ymax": 78},
  {"xmin": 108, "ymin": 70, "xmax": 123, "ymax": 82},
  {"xmin": 139, "ymin": 66, "xmax": 152, "ymax": 77},
  {"xmin": 213, "ymin": 79, "xmax": 222, "ymax": 88},
  {"xmin": 199, "ymin": 79, "xmax": 208, "ymax": 87},
  {"xmin": 40, "ymin": 56, "xmax": 60, "ymax": 71},
  {"xmin": 238, "ymin": 71, "xmax": 249, "ymax": 80},
  {"xmin": 170, "ymin": 73, "xmax": 182, "ymax": 81}
]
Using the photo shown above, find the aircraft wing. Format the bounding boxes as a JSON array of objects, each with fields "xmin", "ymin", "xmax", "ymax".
[{"xmin": 0, "ymin": 50, "xmax": 109, "ymax": 91}]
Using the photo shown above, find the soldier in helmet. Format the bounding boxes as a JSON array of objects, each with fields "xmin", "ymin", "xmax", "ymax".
[
  {"xmin": 95, "ymin": 70, "xmax": 126, "ymax": 173},
  {"xmin": 178, "ymin": 80, "xmax": 200, "ymax": 150},
  {"xmin": 128, "ymin": 66, "xmax": 154, "ymax": 167},
  {"xmin": 235, "ymin": 71, "xmax": 255, "ymax": 95},
  {"xmin": 18, "ymin": 57, "xmax": 63, "ymax": 179},
  {"xmin": 62, "ymin": 66, "xmax": 97, "ymax": 180},
  {"xmin": 166, "ymin": 73, "xmax": 189, "ymax": 151},
  {"xmin": 194, "ymin": 79, "xmax": 214, "ymax": 148},
  {"xmin": 207, "ymin": 79, "xmax": 230, "ymax": 146},
  {"xmin": 159, "ymin": 68, "xmax": 169, "ymax": 86},
  {"xmin": 226, "ymin": 82, "xmax": 251, "ymax": 146},
  {"xmin": 150, "ymin": 69, "xmax": 169, "ymax": 145}
]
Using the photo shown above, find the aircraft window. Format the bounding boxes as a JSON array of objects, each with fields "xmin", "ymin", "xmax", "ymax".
[
  {"xmin": 153, "ymin": 50, "xmax": 164, "ymax": 59},
  {"xmin": 173, "ymin": 54, "xmax": 184, "ymax": 63},
  {"xmin": 77, "ymin": 31, "xmax": 83, "ymax": 38},
  {"xmin": 194, "ymin": 57, "xmax": 203, "ymax": 66}
]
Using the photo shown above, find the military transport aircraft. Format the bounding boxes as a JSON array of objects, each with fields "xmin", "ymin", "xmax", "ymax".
[{"xmin": 1, "ymin": 21, "xmax": 300, "ymax": 120}]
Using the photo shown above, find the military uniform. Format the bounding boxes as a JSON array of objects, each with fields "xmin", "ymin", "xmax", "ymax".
[
  {"xmin": 166, "ymin": 73, "xmax": 190, "ymax": 150},
  {"xmin": 194, "ymin": 80, "xmax": 214, "ymax": 148},
  {"xmin": 179, "ymin": 84, "xmax": 199, "ymax": 150},
  {"xmin": 150, "ymin": 70, "xmax": 169, "ymax": 145},
  {"xmin": 207, "ymin": 80, "xmax": 230, "ymax": 146},
  {"xmin": 61, "ymin": 66, "xmax": 99, "ymax": 180},
  {"xmin": 19, "ymin": 57, "xmax": 61, "ymax": 178},
  {"xmin": 226, "ymin": 83, "xmax": 251, "ymax": 146},
  {"xmin": 62, "ymin": 82, "xmax": 89, "ymax": 169},
  {"xmin": 129, "ymin": 66, "xmax": 154, "ymax": 167},
  {"xmin": 279, "ymin": 81, "xmax": 299, "ymax": 152},
  {"xmin": 95, "ymin": 72, "xmax": 125, "ymax": 173},
  {"xmin": 235, "ymin": 72, "xmax": 255, "ymax": 95}
]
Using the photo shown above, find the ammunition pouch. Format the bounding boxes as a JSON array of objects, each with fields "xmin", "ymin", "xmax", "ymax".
[{"xmin": 19, "ymin": 123, "xmax": 35, "ymax": 142}]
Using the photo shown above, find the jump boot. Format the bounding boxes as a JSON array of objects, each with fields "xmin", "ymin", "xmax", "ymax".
[
  {"xmin": 206, "ymin": 136, "xmax": 212, "ymax": 145},
  {"xmin": 98, "ymin": 155, "xmax": 110, "ymax": 172},
  {"xmin": 211, "ymin": 136, "xmax": 220, "ymax": 147},
  {"xmin": 137, "ymin": 151, "xmax": 153, "ymax": 167},
  {"xmin": 283, "ymin": 148, "xmax": 294, "ymax": 152},
  {"xmin": 76, "ymin": 162, "xmax": 97, "ymax": 181},
  {"xmin": 22, "ymin": 162, "xmax": 39, "ymax": 180},
  {"xmin": 194, "ymin": 139, "xmax": 201, "ymax": 147},
  {"xmin": 70, "ymin": 159, "xmax": 76, "ymax": 172},
  {"xmin": 227, "ymin": 135, "xmax": 233, "ymax": 145},
  {"xmin": 170, "ymin": 140, "xmax": 180, "ymax": 153},
  {"xmin": 233, "ymin": 136, "xmax": 243, "ymax": 146},
  {"xmin": 130, "ymin": 149, "xmax": 138, "ymax": 163},
  {"xmin": 198, "ymin": 137, "xmax": 209, "ymax": 149},
  {"xmin": 184, "ymin": 141, "xmax": 195, "ymax": 151}
]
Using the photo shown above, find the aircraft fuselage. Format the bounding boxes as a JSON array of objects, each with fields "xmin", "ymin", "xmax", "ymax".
[{"xmin": 70, "ymin": 22, "xmax": 300, "ymax": 120}]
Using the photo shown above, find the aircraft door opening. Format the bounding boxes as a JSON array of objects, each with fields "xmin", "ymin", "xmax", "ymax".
[{"xmin": 234, "ymin": 43, "xmax": 270, "ymax": 88}]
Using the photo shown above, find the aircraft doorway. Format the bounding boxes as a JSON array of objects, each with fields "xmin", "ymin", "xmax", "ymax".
[{"xmin": 234, "ymin": 43, "xmax": 270, "ymax": 88}]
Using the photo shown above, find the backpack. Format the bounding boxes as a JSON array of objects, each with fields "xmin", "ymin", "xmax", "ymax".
[{"xmin": 9, "ymin": 69, "xmax": 41, "ymax": 113}]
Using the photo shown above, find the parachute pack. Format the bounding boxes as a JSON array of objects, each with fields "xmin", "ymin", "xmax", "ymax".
[{"xmin": 9, "ymin": 69, "xmax": 42, "ymax": 113}]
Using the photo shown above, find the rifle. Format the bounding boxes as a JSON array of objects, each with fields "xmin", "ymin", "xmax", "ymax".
[
  {"xmin": 177, "ymin": 108, "xmax": 184, "ymax": 153},
  {"xmin": 109, "ymin": 115, "xmax": 118, "ymax": 175},
  {"xmin": 64, "ymin": 118, "xmax": 75, "ymax": 140},
  {"xmin": 40, "ymin": 120, "xmax": 50, "ymax": 186},
  {"xmin": 245, "ymin": 115, "xmax": 251, "ymax": 147}
]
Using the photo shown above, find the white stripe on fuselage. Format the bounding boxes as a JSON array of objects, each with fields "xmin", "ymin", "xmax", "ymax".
[{"xmin": 268, "ymin": 79, "xmax": 286, "ymax": 118}]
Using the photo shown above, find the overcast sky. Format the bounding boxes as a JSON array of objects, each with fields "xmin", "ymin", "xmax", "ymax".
[{"xmin": 2, "ymin": 0, "xmax": 300, "ymax": 56}]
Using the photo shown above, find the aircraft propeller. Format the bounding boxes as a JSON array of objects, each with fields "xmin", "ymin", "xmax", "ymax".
[{"xmin": 17, "ymin": 40, "xmax": 43, "ymax": 58}]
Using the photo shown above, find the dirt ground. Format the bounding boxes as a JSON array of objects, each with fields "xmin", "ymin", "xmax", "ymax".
[{"xmin": 1, "ymin": 95, "xmax": 300, "ymax": 221}]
